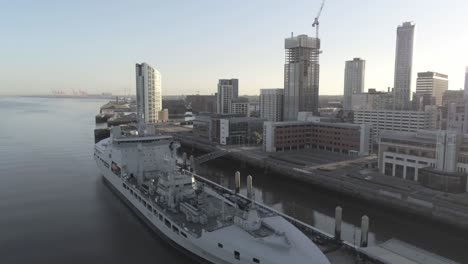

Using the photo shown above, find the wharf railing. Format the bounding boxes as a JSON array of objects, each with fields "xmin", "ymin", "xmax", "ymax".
[{"xmin": 182, "ymin": 170, "xmax": 381, "ymax": 263}]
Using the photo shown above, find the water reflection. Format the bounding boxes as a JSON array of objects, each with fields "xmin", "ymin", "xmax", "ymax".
[{"xmin": 187, "ymin": 149, "xmax": 468, "ymax": 262}]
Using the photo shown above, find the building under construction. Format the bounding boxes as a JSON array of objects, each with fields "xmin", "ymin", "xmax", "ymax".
[{"xmin": 283, "ymin": 34, "xmax": 321, "ymax": 120}]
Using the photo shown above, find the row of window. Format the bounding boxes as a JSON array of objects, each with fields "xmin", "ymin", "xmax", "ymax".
[
  {"xmin": 95, "ymin": 154, "xmax": 110, "ymax": 168},
  {"xmin": 122, "ymin": 183, "xmax": 188, "ymax": 239},
  {"xmin": 384, "ymin": 155, "xmax": 430, "ymax": 166},
  {"xmin": 216, "ymin": 243, "xmax": 260, "ymax": 263}
]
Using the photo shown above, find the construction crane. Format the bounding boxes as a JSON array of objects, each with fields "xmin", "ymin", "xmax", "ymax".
[{"xmin": 312, "ymin": 0, "xmax": 326, "ymax": 39}]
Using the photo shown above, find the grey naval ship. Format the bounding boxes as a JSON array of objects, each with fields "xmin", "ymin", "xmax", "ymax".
[{"xmin": 94, "ymin": 125, "xmax": 330, "ymax": 264}]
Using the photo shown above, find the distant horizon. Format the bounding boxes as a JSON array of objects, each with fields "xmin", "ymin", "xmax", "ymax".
[
  {"xmin": 1, "ymin": 93, "xmax": 350, "ymax": 98},
  {"xmin": 1, "ymin": 0, "xmax": 467, "ymax": 96}
]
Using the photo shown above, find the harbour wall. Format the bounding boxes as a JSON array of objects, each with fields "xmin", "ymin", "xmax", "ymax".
[{"xmin": 176, "ymin": 135, "xmax": 468, "ymax": 231}]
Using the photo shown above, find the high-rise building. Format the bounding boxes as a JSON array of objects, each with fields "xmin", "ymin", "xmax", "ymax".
[
  {"xmin": 464, "ymin": 67, "xmax": 468, "ymax": 133},
  {"xmin": 135, "ymin": 63, "xmax": 162, "ymax": 124},
  {"xmin": 283, "ymin": 34, "xmax": 320, "ymax": 121},
  {"xmin": 393, "ymin": 22, "xmax": 415, "ymax": 110},
  {"xmin": 465, "ymin": 67, "xmax": 468, "ymax": 93},
  {"xmin": 216, "ymin": 79, "xmax": 238, "ymax": 114},
  {"xmin": 415, "ymin": 71, "xmax": 448, "ymax": 109},
  {"xmin": 260, "ymin": 89, "xmax": 284, "ymax": 122},
  {"xmin": 343, "ymin": 58, "xmax": 365, "ymax": 111}
]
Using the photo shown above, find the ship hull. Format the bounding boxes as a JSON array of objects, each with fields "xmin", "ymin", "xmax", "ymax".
[
  {"xmin": 101, "ymin": 176, "xmax": 212, "ymax": 264},
  {"xmin": 95, "ymin": 158, "xmax": 232, "ymax": 264}
]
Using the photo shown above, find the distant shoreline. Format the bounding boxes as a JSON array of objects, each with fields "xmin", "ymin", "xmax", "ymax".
[{"xmin": 18, "ymin": 95, "xmax": 119, "ymax": 100}]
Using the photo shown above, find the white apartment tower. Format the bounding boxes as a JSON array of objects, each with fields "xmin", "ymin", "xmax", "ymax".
[
  {"xmin": 283, "ymin": 34, "xmax": 320, "ymax": 121},
  {"xmin": 343, "ymin": 58, "xmax": 365, "ymax": 111},
  {"xmin": 260, "ymin": 89, "xmax": 284, "ymax": 122},
  {"xmin": 393, "ymin": 22, "xmax": 415, "ymax": 110},
  {"xmin": 135, "ymin": 63, "xmax": 162, "ymax": 124},
  {"xmin": 415, "ymin": 71, "xmax": 448, "ymax": 108},
  {"xmin": 217, "ymin": 79, "xmax": 239, "ymax": 114}
]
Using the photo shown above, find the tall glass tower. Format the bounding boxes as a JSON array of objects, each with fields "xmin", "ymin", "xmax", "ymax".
[
  {"xmin": 343, "ymin": 58, "xmax": 366, "ymax": 111},
  {"xmin": 393, "ymin": 22, "xmax": 415, "ymax": 110}
]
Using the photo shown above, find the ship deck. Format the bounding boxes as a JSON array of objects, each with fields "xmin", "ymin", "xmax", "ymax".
[
  {"xmin": 120, "ymin": 167, "xmax": 458, "ymax": 264},
  {"xmin": 125, "ymin": 175, "xmax": 242, "ymax": 238}
]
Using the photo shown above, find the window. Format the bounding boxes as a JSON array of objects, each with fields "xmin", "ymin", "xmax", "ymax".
[
  {"xmin": 181, "ymin": 232, "xmax": 187, "ymax": 238},
  {"xmin": 153, "ymin": 209, "xmax": 158, "ymax": 215},
  {"xmin": 147, "ymin": 205, "xmax": 152, "ymax": 211},
  {"xmin": 172, "ymin": 226, "xmax": 179, "ymax": 233},
  {"xmin": 159, "ymin": 214, "xmax": 163, "ymax": 221},
  {"xmin": 218, "ymin": 243, "xmax": 223, "ymax": 248},
  {"xmin": 234, "ymin": 251, "xmax": 240, "ymax": 260},
  {"xmin": 253, "ymin": 258, "xmax": 260, "ymax": 263},
  {"xmin": 165, "ymin": 219, "xmax": 171, "ymax": 228}
]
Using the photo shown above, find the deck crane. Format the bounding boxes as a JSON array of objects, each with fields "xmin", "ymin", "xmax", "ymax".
[{"xmin": 312, "ymin": 0, "xmax": 326, "ymax": 39}]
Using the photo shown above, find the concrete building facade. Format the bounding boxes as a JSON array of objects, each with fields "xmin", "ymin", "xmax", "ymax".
[
  {"xmin": 415, "ymin": 71, "xmax": 448, "ymax": 109},
  {"xmin": 437, "ymin": 103, "xmax": 465, "ymax": 133},
  {"xmin": 157, "ymin": 109, "xmax": 169, "ymax": 122},
  {"xmin": 354, "ymin": 108, "xmax": 435, "ymax": 139},
  {"xmin": 216, "ymin": 117, "xmax": 265, "ymax": 145},
  {"xmin": 135, "ymin": 63, "xmax": 162, "ymax": 124},
  {"xmin": 378, "ymin": 130, "xmax": 468, "ymax": 192},
  {"xmin": 260, "ymin": 89, "xmax": 284, "ymax": 122},
  {"xmin": 230, "ymin": 99, "xmax": 249, "ymax": 117},
  {"xmin": 283, "ymin": 34, "xmax": 320, "ymax": 120},
  {"xmin": 393, "ymin": 22, "xmax": 415, "ymax": 110},
  {"xmin": 193, "ymin": 114, "xmax": 264, "ymax": 145},
  {"xmin": 263, "ymin": 120, "xmax": 371, "ymax": 156},
  {"xmin": 217, "ymin": 79, "xmax": 239, "ymax": 114},
  {"xmin": 351, "ymin": 89, "xmax": 394, "ymax": 111},
  {"xmin": 343, "ymin": 58, "xmax": 365, "ymax": 111}
]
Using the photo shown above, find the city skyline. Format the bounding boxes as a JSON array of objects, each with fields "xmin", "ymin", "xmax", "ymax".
[{"xmin": 1, "ymin": 0, "xmax": 468, "ymax": 96}]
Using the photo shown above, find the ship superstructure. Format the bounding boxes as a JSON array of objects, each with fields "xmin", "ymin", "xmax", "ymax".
[{"xmin": 94, "ymin": 125, "xmax": 330, "ymax": 264}]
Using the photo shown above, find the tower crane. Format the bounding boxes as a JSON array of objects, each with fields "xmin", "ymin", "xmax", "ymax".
[{"xmin": 312, "ymin": 0, "xmax": 326, "ymax": 39}]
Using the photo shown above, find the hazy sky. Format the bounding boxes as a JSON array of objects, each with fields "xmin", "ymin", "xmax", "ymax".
[{"xmin": 1, "ymin": 0, "xmax": 467, "ymax": 96}]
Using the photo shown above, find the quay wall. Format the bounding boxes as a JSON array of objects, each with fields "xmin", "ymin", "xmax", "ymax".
[{"xmin": 176, "ymin": 136, "xmax": 468, "ymax": 230}]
